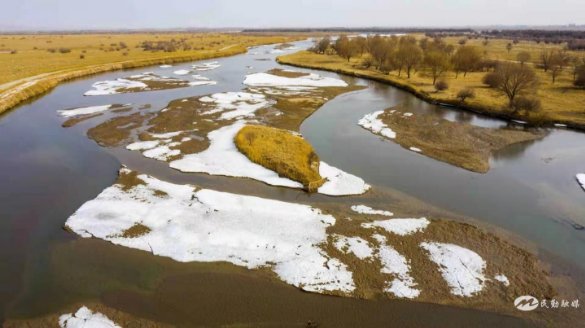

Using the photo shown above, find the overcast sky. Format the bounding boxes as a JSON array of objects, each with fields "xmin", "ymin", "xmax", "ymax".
[{"xmin": 1, "ymin": 0, "xmax": 584, "ymax": 31}]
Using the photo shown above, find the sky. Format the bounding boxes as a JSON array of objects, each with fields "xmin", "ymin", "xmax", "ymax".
[{"xmin": 1, "ymin": 0, "xmax": 584, "ymax": 31}]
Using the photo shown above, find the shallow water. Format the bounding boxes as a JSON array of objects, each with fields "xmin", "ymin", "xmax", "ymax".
[{"xmin": 0, "ymin": 40, "xmax": 584, "ymax": 325}]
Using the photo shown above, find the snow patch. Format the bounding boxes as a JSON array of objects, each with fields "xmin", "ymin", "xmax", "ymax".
[
  {"xmin": 374, "ymin": 234, "xmax": 420, "ymax": 299},
  {"xmin": 333, "ymin": 235, "xmax": 373, "ymax": 259},
  {"xmin": 199, "ymin": 92, "xmax": 270, "ymax": 120},
  {"xmin": 65, "ymin": 170, "xmax": 355, "ymax": 294},
  {"xmin": 409, "ymin": 147, "xmax": 422, "ymax": 153},
  {"xmin": 244, "ymin": 72, "xmax": 348, "ymax": 88},
  {"xmin": 58, "ymin": 105, "xmax": 113, "ymax": 117},
  {"xmin": 85, "ymin": 79, "xmax": 148, "ymax": 96},
  {"xmin": 362, "ymin": 218, "xmax": 430, "ymax": 236},
  {"xmin": 59, "ymin": 306, "xmax": 120, "ymax": 328},
  {"xmin": 577, "ymin": 174, "xmax": 585, "ymax": 191},
  {"xmin": 420, "ymin": 242, "xmax": 487, "ymax": 297},
  {"xmin": 494, "ymin": 274, "xmax": 510, "ymax": 286},
  {"xmin": 358, "ymin": 111, "xmax": 396, "ymax": 139},
  {"xmin": 159, "ymin": 64, "xmax": 172, "ymax": 68},
  {"xmin": 192, "ymin": 61, "xmax": 221, "ymax": 71},
  {"xmin": 351, "ymin": 205, "xmax": 393, "ymax": 217},
  {"xmin": 126, "ymin": 140, "xmax": 159, "ymax": 151},
  {"xmin": 173, "ymin": 69, "xmax": 191, "ymax": 75},
  {"xmin": 318, "ymin": 162, "xmax": 370, "ymax": 196}
]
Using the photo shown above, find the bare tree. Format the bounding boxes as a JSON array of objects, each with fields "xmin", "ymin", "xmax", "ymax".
[
  {"xmin": 367, "ymin": 35, "xmax": 396, "ymax": 70},
  {"xmin": 333, "ymin": 35, "xmax": 357, "ymax": 62},
  {"xmin": 396, "ymin": 37, "xmax": 423, "ymax": 78},
  {"xmin": 491, "ymin": 63, "xmax": 539, "ymax": 107},
  {"xmin": 313, "ymin": 37, "xmax": 331, "ymax": 54},
  {"xmin": 516, "ymin": 51, "xmax": 531, "ymax": 66},
  {"xmin": 452, "ymin": 45, "xmax": 482, "ymax": 77},
  {"xmin": 424, "ymin": 50, "xmax": 451, "ymax": 84},
  {"xmin": 540, "ymin": 49, "xmax": 553, "ymax": 72},
  {"xmin": 506, "ymin": 43, "xmax": 513, "ymax": 53}
]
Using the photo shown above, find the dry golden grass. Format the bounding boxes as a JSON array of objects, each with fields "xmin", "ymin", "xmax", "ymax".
[
  {"xmin": 278, "ymin": 48, "xmax": 585, "ymax": 128},
  {"xmin": 234, "ymin": 125, "xmax": 325, "ymax": 191},
  {"xmin": 0, "ymin": 33, "xmax": 302, "ymax": 114}
]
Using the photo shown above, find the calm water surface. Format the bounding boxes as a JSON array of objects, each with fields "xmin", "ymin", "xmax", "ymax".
[{"xmin": 0, "ymin": 40, "xmax": 583, "ymax": 326}]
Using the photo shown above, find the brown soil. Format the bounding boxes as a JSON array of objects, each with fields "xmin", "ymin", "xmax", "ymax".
[
  {"xmin": 87, "ymin": 112, "xmax": 152, "ymax": 147},
  {"xmin": 61, "ymin": 113, "xmax": 103, "ymax": 128},
  {"xmin": 119, "ymin": 223, "xmax": 152, "ymax": 239},
  {"xmin": 266, "ymin": 68, "xmax": 309, "ymax": 78},
  {"xmin": 376, "ymin": 105, "xmax": 546, "ymax": 173}
]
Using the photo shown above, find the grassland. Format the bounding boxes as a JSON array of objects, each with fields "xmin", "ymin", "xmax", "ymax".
[
  {"xmin": 234, "ymin": 125, "xmax": 325, "ymax": 191},
  {"xmin": 277, "ymin": 41, "xmax": 585, "ymax": 129},
  {"xmin": 0, "ymin": 33, "xmax": 302, "ymax": 115}
]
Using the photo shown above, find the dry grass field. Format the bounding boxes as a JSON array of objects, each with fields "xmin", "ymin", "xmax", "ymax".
[
  {"xmin": 0, "ymin": 33, "xmax": 302, "ymax": 114},
  {"xmin": 278, "ymin": 38, "xmax": 585, "ymax": 128}
]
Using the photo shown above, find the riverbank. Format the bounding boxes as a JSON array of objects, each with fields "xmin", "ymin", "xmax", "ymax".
[
  {"xmin": 277, "ymin": 51, "xmax": 585, "ymax": 131},
  {"xmin": 0, "ymin": 34, "xmax": 301, "ymax": 115}
]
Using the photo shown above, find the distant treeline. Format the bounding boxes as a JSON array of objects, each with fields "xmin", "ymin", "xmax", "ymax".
[
  {"xmin": 427, "ymin": 30, "xmax": 585, "ymax": 50},
  {"xmin": 242, "ymin": 28, "xmax": 474, "ymax": 34}
]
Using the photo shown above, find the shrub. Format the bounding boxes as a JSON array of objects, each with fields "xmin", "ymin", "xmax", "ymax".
[
  {"xmin": 47, "ymin": 48, "xmax": 56, "ymax": 53},
  {"xmin": 58, "ymin": 47, "xmax": 71, "ymax": 54},
  {"xmin": 512, "ymin": 96, "xmax": 541, "ymax": 113},
  {"xmin": 482, "ymin": 72, "xmax": 502, "ymax": 88},
  {"xmin": 457, "ymin": 88, "xmax": 475, "ymax": 102},
  {"xmin": 79, "ymin": 54, "xmax": 85, "ymax": 59},
  {"xmin": 10, "ymin": 50, "xmax": 17, "ymax": 54},
  {"xmin": 434, "ymin": 80, "xmax": 449, "ymax": 92}
]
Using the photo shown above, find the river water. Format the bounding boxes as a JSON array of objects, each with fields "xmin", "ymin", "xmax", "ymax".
[{"xmin": 0, "ymin": 40, "xmax": 583, "ymax": 326}]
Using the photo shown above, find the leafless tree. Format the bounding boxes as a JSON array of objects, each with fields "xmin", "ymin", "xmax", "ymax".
[
  {"xmin": 424, "ymin": 50, "xmax": 451, "ymax": 84},
  {"xmin": 452, "ymin": 45, "xmax": 482, "ymax": 77},
  {"xmin": 491, "ymin": 63, "xmax": 539, "ymax": 107}
]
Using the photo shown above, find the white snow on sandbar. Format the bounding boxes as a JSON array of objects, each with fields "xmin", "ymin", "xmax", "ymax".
[
  {"xmin": 173, "ymin": 69, "xmax": 191, "ymax": 75},
  {"xmin": 150, "ymin": 131, "xmax": 183, "ymax": 139},
  {"xmin": 192, "ymin": 61, "xmax": 221, "ymax": 71},
  {"xmin": 85, "ymin": 79, "xmax": 148, "ymax": 96},
  {"xmin": 243, "ymin": 72, "xmax": 348, "ymax": 88},
  {"xmin": 333, "ymin": 235, "xmax": 373, "ymax": 260},
  {"xmin": 59, "ymin": 306, "xmax": 120, "ymax": 328},
  {"xmin": 126, "ymin": 140, "xmax": 159, "ymax": 151},
  {"xmin": 362, "ymin": 218, "xmax": 430, "ymax": 236},
  {"xmin": 494, "ymin": 274, "xmax": 510, "ymax": 287},
  {"xmin": 374, "ymin": 234, "xmax": 420, "ymax": 299},
  {"xmin": 358, "ymin": 111, "xmax": 396, "ymax": 139},
  {"xmin": 159, "ymin": 64, "xmax": 173, "ymax": 68},
  {"xmin": 420, "ymin": 242, "xmax": 487, "ymax": 297},
  {"xmin": 65, "ymin": 169, "xmax": 355, "ymax": 294},
  {"xmin": 189, "ymin": 80, "xmax": 217, "ymax": 86},
  {"xmin": 577, "ymin": 174, "xmax": 585, "ymax": 191},
  {"xmin": 351, "ymin": 205, "xmax": 393, "ymax": 217},
  {"xmin": 58, "ymin": 105, "xmax": 113, "ymax": 117},
  {"xmin": 169, "ymin": 121, "xmax": 369, "ymax": 196},
  {"xmin": 170, "ymin": 121, "xmax": 302, "ymax": 188},
  {"xmin": 199, "ymin": 92, "xmax": 270, "ymax": 120},
  {"xmin": 409, "ymin": 147, "xmax": 422, "ymax": 153},
  {"xmin": 143, "ymin": 145, "xmax": 181, "ymax": 161},
  {"xmin": 318, "ymin": 162, "xmax": 370, "ymax": 196}
]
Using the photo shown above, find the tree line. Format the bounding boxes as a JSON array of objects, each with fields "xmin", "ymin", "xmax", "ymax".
[{"xmin": 310, "ymin": 34, "xmax": 585, "ymax": 112}]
